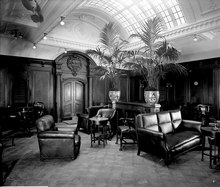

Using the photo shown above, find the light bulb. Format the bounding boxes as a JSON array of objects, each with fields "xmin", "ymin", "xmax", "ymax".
[
  {"xmin": 60, "ymin": 16, "xmax": 65, "ymax": 26},
  {"xmin": 33, "ymin": 43, "xmax": 36, "ymax": 49},
  {"xmin": 193, "ymin": 35, "xmax": 198, "ymax": 42},
  {"xmin": 43, "ymin": 33, "xmax": 47, "ymax": 40}
]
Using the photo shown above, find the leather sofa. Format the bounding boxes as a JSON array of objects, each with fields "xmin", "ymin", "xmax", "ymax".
[
  {"xmin": 135, "ymin": 109, "xmax": 202, "ymax": 164},
  {"xmin": 36, "ymin": 115, "xmax": 81, "ymax": 160},
  {"xmin": 77, "ymin": 105, "xmax": 108, "ymax": 134}
]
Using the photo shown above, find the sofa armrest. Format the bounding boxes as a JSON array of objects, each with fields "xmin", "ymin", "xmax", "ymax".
[
  {"xmin": 137, "ymin": 128, "xmax": 168, "ymax": 155},
  {"xmin": 38, "ymin": 131, "xmax": 75, "ymax": 139},
  {"xmin": 182, "ymin": 120, "xmax": 202, "ymax": 132}
]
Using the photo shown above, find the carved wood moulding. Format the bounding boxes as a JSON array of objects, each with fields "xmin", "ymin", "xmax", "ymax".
[{"xmin": 66, "ymin": 55, "xmax": 82, "ymax": 76}]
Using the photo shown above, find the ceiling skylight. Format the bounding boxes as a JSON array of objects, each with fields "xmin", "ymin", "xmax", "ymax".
[{"xmin": 78, "ymin": 0, "xmax": 186, "ymax": 35}]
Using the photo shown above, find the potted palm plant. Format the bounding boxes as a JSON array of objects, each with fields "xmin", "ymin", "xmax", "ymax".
[
  {"xmin": 124, "ymin": 16, "xmax": 187, "ymax": 106},
  {"xmin": 86, "ymin": 22, "xmax": 129, "ymax": 108}
]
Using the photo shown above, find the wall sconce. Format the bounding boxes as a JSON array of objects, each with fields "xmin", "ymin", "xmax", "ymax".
[
  {"xmin": 43, "ymin": 33, "xmax": 47, "ymax": 40},
  {"xmin": 60, "ymin": 16, "xmax": 65, "ymax": 26},
  {"xmin": 33, "ymin": 43, "xmax": 36, "ymax": 49},
  {"xmin": 166, "ymin": 83, "xmax": 172, "ymax": 88},
  {"xmin": 193, "ymin": 34, "xmax": 198, "ymax": 42}
]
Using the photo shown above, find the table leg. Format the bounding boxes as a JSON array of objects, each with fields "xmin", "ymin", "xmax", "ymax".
[{"xmin": 90, "ymin": 123, "xmax": 94, "ymax": 147}]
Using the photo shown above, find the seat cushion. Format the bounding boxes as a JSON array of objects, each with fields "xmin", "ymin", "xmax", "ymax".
[
  {"xmin": 118, "ymin": 125, "xmax": 135, "ymax": 133},
  {"xmin": 166, "ymin": 130, "xmax": 200, "ymax": 150}
]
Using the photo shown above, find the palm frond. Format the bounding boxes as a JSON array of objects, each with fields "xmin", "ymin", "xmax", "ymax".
[
  {"xmin": 155, "ymin": 40, "xmax": 181, "ymax": 63},
  {"xmin": 99, "ymin": 22, "xmax": 119, "ymax": 50},
  {"xmin": 159, "ymin": 63, "xmax": 188, "ymax": 77}
]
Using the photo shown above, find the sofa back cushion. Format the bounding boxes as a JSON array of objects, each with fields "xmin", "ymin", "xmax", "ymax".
[
  {"xmin": 141, "ymin": 113, "xmax": 159, "ymax": 131},
  {"xmin": 170, "ymin": 110, "xmax": 182, "ymax": 130},
  {"xmin": 36, "ymin": 115, "xmax": 55, "ymax": 132},
  {"xmin": 157, "ymin": 112, "xmax": 173, "ymax": 134}
]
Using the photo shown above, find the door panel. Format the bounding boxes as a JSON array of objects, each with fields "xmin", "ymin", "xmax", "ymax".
[
  {"xmin": 75, "ymin": 82, "xmax": 83, "ymax": 113},
  {"xmin": 62, "ymin": 80, "xmax": 84, "ymax": 118}
]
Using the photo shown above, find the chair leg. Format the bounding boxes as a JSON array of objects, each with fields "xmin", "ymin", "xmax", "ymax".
[
  {"xmin": 115, "ymin": 132, "xmax": 119, "ymax": 144},
  {"xmin": 119, "ymin": 133, "xmax": 123, "ymax": 151}
]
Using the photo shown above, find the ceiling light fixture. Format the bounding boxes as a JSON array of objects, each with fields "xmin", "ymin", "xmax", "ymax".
[
  {"xmin": 60, "ymin": 16, "xmax": 65, "ymax": 26},
  {"xmin": 33, "ymin": 43, "xmax": 36, "ymax": 49},
  {"xmin": 43, "ymin": 33, "xmax": 47, "ymax": 40},
  {"xmin": 10, "ymin": 29, "xmax": 23, "ymax": 39},
  {"xmin": 193, "ymin": 34, "xmax": 198, "ymax": 42},
  {"xmin": 64, "ymin": 48, "xmax": 67, "ymax": 53}
]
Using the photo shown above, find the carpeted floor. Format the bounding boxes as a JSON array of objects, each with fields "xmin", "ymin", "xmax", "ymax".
[{"xmin": 2, "ymin": 130, "xmax": 220, "ymax": 187}]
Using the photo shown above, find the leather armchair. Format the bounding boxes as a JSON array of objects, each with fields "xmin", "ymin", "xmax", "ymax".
[
  {"xmin": 36, "ymin": 115, "xmax": 81, "ymax": 160},
  {"xmin": 95, "ymin": 108, "xmax": 117, "ymax": 139},
  {"xmin": 77, "ymin": 105, "xmax": 108, "ymax": 134}
]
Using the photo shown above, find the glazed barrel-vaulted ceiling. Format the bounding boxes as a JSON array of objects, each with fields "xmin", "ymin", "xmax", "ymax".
[{"xmin": 0, "ymin": 0, "xmax": 220, "ymax": 62}]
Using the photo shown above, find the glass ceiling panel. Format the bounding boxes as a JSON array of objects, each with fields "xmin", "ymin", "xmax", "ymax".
[{"xmin": 78, "ymin": 0, "xmax": 186, "ymax": 35}]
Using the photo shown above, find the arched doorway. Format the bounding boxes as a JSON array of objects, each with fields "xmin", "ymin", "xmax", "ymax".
[
  {"xmin": 54, "ymin": 51, "xmax": 97, "ymax": 122},
  {"xmin": 62, "ymin": 79, "xmax": 84, "ymax": 119}
]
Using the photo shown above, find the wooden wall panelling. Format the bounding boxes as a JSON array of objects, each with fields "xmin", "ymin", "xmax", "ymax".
[
  {"xmin": 92, "ymin": 76, "xmax": 106, "ymax": 105},
  {"xmin": 119, "ymin": 76, "xmax": 129, "ymax": 102},
  {"xmin": 213, "ymin": 68, "xmax": 220, "ymax": 119},
  {"xmin": 32, "ymin": 66, "xmax": 53, "ymax": 113},
  {"xmin": 0, "ymin": 69, "xmax": 5, "ymax": 107}
]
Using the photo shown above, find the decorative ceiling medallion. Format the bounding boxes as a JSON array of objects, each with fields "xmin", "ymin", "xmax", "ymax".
[{"xmin": 66, "ymin": 55, "xmax": 82, "ymax": 76}]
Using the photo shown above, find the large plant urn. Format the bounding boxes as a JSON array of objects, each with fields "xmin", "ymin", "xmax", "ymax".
[
  {"xmin": 109, "ymin": 91, "xmax": 120, "ymax": 109},
  {"xmin": 144, "ymin": 91, "xmax": 160, "ymax": 105}
]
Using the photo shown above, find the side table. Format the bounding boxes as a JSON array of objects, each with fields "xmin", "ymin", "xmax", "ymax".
[
  {"xmin": 201, "ymin": 126, "xmax": 220, "ymax": 168},
  {"xmin": 89, "ymin": 116, "xmax": 108, "ymax": 147}
]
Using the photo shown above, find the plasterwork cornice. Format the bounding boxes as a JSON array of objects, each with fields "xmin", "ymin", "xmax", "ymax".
[
  {"xmin": 163, "ymin": 16, "xmax": 220, "ymax": 39},
  {"xmin": 126, "ymin": 16, "xmax": 220, "ymax": 50},
  {"xmin": 39, "ymin": 37, "xmax": 96, "ymax": 51}
]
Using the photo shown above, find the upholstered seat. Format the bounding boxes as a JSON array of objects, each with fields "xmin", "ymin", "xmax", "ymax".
[
  {"xmin": 36, "ymin": 115, "xmax": 81, "ymax": 160},
  {"xmin": 135, "ymin": 110, "xmax": 202, "ymax": 164}
]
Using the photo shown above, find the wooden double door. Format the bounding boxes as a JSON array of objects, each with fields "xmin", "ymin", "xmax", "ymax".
[{"xmin": 62, "ymin": 79, "xmax": 84, "ymax": 118}]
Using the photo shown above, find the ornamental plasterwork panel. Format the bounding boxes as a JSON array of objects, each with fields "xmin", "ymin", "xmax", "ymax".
[{"xmin": 198, "ymin": 0, "xmax": 220, "ymax": 15}]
